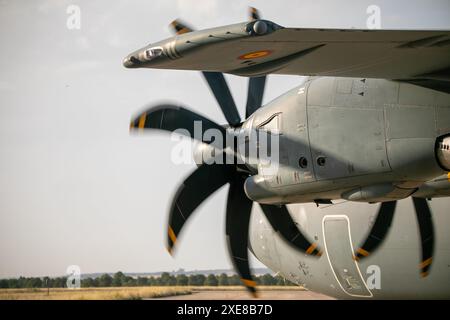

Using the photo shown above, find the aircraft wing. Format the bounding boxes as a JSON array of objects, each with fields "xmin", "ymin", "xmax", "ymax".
[{"xmin": 126, "ymin": 20, "xmax": 450, "ymax": 92}]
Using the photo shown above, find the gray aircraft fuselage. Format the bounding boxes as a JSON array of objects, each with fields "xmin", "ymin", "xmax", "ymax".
[
  {"xmin": 239, "ymin": 76, "xmax": 450, "ymax": 299},
  {"xmin": 249, "ymin": 198, "xmax": 450, "ymax": 299},
  {"xmin": 240, "ymin": 77, "xmax": 450, "ymax": 205}
]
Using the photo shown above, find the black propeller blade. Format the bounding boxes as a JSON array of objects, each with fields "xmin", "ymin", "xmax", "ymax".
[
  {"xmin": 130, "ymin": 104, "xmax": 227, "ymax": 144},
  {"xmin": 249, "ymin": 7, "xmax": 261, "ymax": 21},
  {"xmin": 169, "ymin": 12, "xmax": 267, "ymax": 124},
  {"xmin": 353, "ymin": 201, "xmax": 397, "ymax": 260},
  {"xmin": 202, "ymin": 72, "xmax": 241, "ymax": 126},
  {"xmin": 354, "ymin": 198, "xmax": 435, "ymax": 277},
  {"xmin": 412, "ymin": 197, "xmax": 435, "ymax": 277},
  {"xmin": 260, "ymin": 204, "xmax": 322, "ymax": 256},
  {"xmin": 225, "ymin": 174, "xmax": 257, "ymax": 296},
  {"xmin": 246, "ymin": 75, "xmax": 266, "ymax": 118},
  {"xmin": 168, "ymin": 21, "xmax": 242, "ymax": 126},
  {"xmin": 169, "ymin": 19, "xmax": 193, "ymax": 35},
  {"xmin": 167, "ymin": 164, "xmax": 234, "ymax": 254},
  {"xmin": 245, "ymin": 8, "xmax": 266, "ymax": 117}
]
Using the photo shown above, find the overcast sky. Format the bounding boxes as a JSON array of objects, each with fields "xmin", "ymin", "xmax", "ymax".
[{"xmin": 0, "ymin": 0, "xmax": 449, "ymax": 278}]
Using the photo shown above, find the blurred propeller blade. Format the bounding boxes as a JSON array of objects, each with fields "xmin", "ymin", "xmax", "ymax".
[
  {"xmin": 412, "ymin": 197, "xmax": 435, "ymax": 277},
  {"xmin": 246, "ymin": 7, "xmax": 266, "ymax": 117},
  {"xmin": 167, "ymin": 164, "xmax": 234, "ymax": 254},
  {"xmin": 202, "ymin": 72, "xmax": 241, "ymax": 126},
  {"xmin": 260, "ymin": 204, "xmax": 322, "ymax": 256},
  {"xmin": 249, "ymin": 7, "xmax": 261, "ymax": 21},
  {"xmin": 225, "ymin": 175, "xmax": 257, "ymax": 297},
  {"xmin": 245, "ymin": 76, "xmax": 266, "ymax": 117},
  {"xmin": 169, "ymin": 19, "xmax": 193, "ymax": 35},
  {"xmin": 354, "ymin": 201, "xmax": 397, "ymax": 261},
  {"xmin": 130, "ymin": 104, "xmax": 227, "ymax": 144},
  {"xmin": 167, "ymin": 21, "xmax": 241, "ymax": 126}
]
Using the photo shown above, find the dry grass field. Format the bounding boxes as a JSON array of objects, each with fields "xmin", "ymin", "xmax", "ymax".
[
  {"xmin": 0, "ymin": 286, "xmax": 192, "ymax": 300},
  {"xmin": 0, "ymin": 286, "xmax": 307, "ymax": 300}
]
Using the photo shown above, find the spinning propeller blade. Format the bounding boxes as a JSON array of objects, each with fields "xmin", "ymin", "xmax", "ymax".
[{"xmin": 354, "ymin": 198, "xmax": 435, "ymax": 277}]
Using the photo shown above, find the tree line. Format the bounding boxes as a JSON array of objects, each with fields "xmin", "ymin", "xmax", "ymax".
[{"xmin": 0, "ymin": 272, "xmax": 295, "ymax": 288}]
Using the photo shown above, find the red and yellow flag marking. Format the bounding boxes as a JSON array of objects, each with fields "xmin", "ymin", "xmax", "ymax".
[{"xmin": 238, "ymin": 50, "xmax": 272, "ymax": 60}]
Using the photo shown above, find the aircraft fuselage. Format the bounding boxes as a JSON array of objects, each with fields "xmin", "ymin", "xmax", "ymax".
[
  {"xmin": 242, "ymin": 77, "xmax": 450, "ymax": 204},
  {"xmin": 244, "ymin": 77, "xmax": 450, "ymax": 299}
]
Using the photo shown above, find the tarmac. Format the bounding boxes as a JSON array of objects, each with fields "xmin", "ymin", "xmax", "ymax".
[{"xmin": 154, "ymin": 289, "xmax": 335, "ymax": 300}]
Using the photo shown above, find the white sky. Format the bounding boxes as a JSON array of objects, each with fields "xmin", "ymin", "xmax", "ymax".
[{"xmin": 0, "ymin": 0, "xmax": 449, "ymax": 278}]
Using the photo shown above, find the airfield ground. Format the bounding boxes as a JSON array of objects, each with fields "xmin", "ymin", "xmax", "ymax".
[
  {"xmin": 153, "ymin": 287, "xmax": 334, "ymax": 300},
  {"xmin": 0, "ymin": 286, "xmax": 334, "ymax": 300}
]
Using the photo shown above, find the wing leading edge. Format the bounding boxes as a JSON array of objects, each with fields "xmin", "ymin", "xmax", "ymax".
[{"xmin": 124, "ymin": 19, "xmax": 450, "ymax": 92}]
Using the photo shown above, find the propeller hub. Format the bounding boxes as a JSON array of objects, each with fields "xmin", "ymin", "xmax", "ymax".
[
  {"xmin": 192, "ymin": 142, "xmax": 220, "ymax": 167},
  {"xmin": 192, "ymin": 129, "xmax": 248, "ymax": 168}
]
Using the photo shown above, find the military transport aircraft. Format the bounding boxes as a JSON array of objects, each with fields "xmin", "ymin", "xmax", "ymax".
[{"xmin": 125, "ymin": 8, "xmax": 450, "ymax": 299}]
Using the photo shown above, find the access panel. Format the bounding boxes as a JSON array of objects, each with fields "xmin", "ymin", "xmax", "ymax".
[{"xmin": 322, "ymin": 215, "xmax": 372, "ymax": 298}]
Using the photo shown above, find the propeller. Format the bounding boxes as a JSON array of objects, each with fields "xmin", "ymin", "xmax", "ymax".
[
  {"xmin": 130, "ymin": 8, "xmax": 321, "ymax": 297},
  {"xmin": 354, "ymin": 197, "xmax": 435, "ymax": 277},
  {"xmin": 130, "ymin": 107, "xmax": 322, "ymax": 296}
]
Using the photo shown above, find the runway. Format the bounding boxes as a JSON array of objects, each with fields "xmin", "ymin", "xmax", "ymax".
[{"xmin": 153, "ymin": 289, "xmax": 335, "ymax": 300}]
